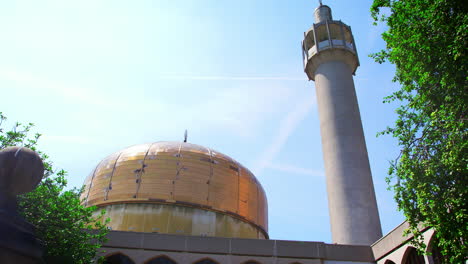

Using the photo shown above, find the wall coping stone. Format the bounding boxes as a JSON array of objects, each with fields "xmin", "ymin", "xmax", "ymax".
[{"xmin": 102, "ymin": 230, "xmax": 375, "ymax": 262}]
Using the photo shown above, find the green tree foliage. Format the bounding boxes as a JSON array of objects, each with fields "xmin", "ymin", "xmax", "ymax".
[
  {"xmin": 0, "ymin": 112, "xmax": 108, "ymax": 264},
  {"xmin": 370, "ymin": 0, "xmax": 467, "ymax": 262}
]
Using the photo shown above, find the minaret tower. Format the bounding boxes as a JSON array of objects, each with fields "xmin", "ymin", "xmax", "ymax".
[{"xmin": 302, "ymin": 3, "xmax": 382, "ymax": 245}]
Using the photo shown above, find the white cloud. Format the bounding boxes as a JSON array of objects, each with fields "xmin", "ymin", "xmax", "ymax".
[
  {"xmin": 41, "ymin": 135, "xmax": 93, "ymax": 144},
  {"xmin": 0, "ymin": 68, "xmax": 307, "ymax": 141},
  {"xmin": 366, "ymin": 16, "xmax": 388, "ymax": 49},
  {"xmin": 143, "ymin": 83, "xmax": 300, "ymax": 138},
  {"xmin": 253, "ymin": 94, "xmax": 316, "ymax": 175},
  {"xmin": 266, "ymin": 163, "xmax": 324, "ymax": 177},
  {"xmin": 121, "ymin": 79, "xmax": 301, "ymax": 139},
  {"xmin": 0, "ymin": 68, "xmax": 115, "ymax": 107},
  {"xmin": 156, "ymin": 75, "xmax": 305, "ymax": 81}
]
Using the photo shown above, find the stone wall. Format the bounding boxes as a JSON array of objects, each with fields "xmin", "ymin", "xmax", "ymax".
[{"xmin": 99, "ymin": 230, "xmax": 375, "ymax": 264}]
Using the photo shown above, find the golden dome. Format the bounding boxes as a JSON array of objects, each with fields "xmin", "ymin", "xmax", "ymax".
[{"xmin": 81, "ymin": 141, "xmax": 268, "ymax": 239}]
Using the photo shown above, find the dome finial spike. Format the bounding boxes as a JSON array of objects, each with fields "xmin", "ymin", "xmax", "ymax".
[
  {"xmin": 319, "ymin": 0, "xmax": 323, "ymax": 6},
  {"xmin": 184, "ymin": 129, "xmax": 188, "ymax": 143}
]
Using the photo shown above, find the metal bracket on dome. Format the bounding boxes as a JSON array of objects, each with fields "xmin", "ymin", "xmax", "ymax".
[
  {"xmin": 83, "ymin": 164, "xmax": 99, "ymax": 205},
  {"xmin": 172, "ymin": 142, "xmax": 183, "ymax": 198},
  {"xmin": 205, "ymin": 146, "xmax": 214, "ymax": 202},
  {"xmin": 104, "ymin": 152, "xmax": 122, "ymax": 201},
  {"xmin": 134, "ymin": 143, "xmax": 154, "ymax": 199}
]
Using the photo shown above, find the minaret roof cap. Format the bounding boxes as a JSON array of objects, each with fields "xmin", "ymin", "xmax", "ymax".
[{"xmin": 314, "ymin": 4, "xmax": 332, "ymax": 23}]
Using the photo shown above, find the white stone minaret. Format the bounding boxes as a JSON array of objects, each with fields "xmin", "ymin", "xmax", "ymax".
[{"xmin": 302, "ymin": 3, "xmax": 382, "ymax": 245}]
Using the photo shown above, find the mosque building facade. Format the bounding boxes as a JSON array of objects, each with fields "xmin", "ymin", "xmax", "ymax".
[{"xmin": 81, "ymin": 3, "xmax": 443, "ymax": 264}]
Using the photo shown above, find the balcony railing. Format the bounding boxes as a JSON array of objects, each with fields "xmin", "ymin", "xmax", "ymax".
[{"xmin": 302, "ymin": 20, "xmax": 359, "ymax": 69}]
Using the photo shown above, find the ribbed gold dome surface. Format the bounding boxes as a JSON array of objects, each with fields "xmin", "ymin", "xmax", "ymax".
[{"xmin": 81, "ymin": 142, "xmax": 268, "ymax": 239}]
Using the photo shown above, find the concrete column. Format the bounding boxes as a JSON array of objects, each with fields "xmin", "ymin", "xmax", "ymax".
[
  {"xmin": 303, "ymin": 4, "xmax": 382, "ymax": 245},
  {"xmin": 314, "ymin": 59, "xmax": 382, "ymax": 245}
]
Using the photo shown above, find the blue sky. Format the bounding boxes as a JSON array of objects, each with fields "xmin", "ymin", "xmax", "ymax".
[{"xmin": 0, "ymin": 0, "xmax": 404, "ymax": 242}]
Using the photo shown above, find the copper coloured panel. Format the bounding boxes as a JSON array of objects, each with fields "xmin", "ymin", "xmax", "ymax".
[
  {"xmin": 81, "ymin": 151, "xmax": 121, "ymax": 204},
  {"xmin": 209, "ymin": 164, "xmax": 239, "ymax": 213},
  {"xmin": 238, "ymin": 167, "xmax": 250, "ymax": 218},
  {"xmin": 84, "ymin": 141, "xmax": 268, "ymax": 234},
  {"xmin": 258, "ymin": 184, "xmax": 268, "ymax": 229}
]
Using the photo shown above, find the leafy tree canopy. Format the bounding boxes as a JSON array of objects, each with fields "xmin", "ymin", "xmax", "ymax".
[
  {"xmin": 370, "ymin": 0, "xmax": 467, "ymax": 262},
  {"xmin": 0, "ymin": 112, "xmax": 108, "ymax": 264}
]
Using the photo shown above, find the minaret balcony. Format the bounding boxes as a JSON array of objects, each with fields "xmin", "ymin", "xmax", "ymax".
[
  {"xmin": 306, "ymin": 39, "xmax": 355, "ymax": 57},
  {"xmin": 302, "ymin": 20, "xmax": 360, "ymax": 80}
]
